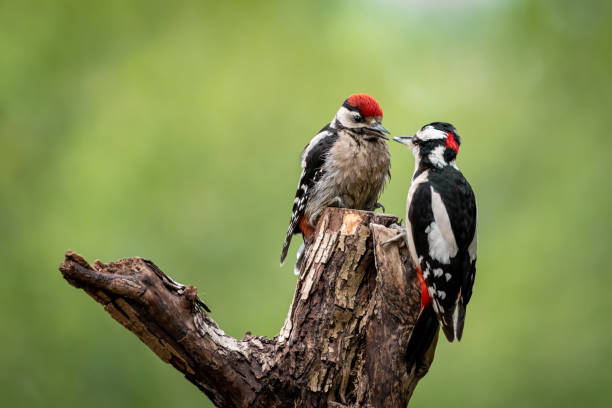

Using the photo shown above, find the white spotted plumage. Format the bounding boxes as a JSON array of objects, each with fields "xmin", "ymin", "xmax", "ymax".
[{"xmin": 395, "ymin": 122, "xmax": 477, "ymax": 344}]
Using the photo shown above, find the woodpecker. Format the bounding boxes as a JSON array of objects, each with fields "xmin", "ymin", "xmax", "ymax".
[
  {"xmin": 280, "ymin": 94, "xmax": 391, "ymax": 274},
  {"xmin": 391, "ymin": 122, "xmax": 477, "ymax": 368}
]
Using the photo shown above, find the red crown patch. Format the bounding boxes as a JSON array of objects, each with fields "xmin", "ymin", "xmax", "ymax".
[
  {"xmin": 346, "ymin": 94, "xmax": 383, "ymax": 118},
  {"xmin": 445, "ymin": 132, "xmax": 460, "ymax": 153}
]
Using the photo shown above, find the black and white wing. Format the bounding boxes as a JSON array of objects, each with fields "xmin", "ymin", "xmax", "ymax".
[
  {"xmin": 280, "ymin": 125, "xmax": 338, "ymax": 265},
  {"xmin": 409, "ymin": 167, "xmax": 477, "ymax": 341}
]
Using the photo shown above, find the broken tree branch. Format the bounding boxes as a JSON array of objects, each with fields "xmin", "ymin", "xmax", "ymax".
[{"xmin": 59, "ymin": 207, "xmax": 437, "ymax": 407}]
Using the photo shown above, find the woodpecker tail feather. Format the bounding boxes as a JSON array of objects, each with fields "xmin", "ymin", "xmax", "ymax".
[
  {"xmin": 406, "ymin": 305, "xmax": 439, "ymax": 371},
  {"xmin": 280, "ymin": 215, "xmax": 301, "ymax": 266},
  {"xmin": 435, "ymin": 295, "xmax": 471, "ymax": 342},
  {"xmin": 456, "ymin": 297, "xmax": 466, "ymax": 341},
  {"xmin": 455, "ymin": 254, "xmax": 473, "ymax": 341},
  {"xmin": 280, "ymin": 233, "xmax": 293, "ymax": 266},
  {"xmin": 438, "ymin": 306, "xmax": 457, "ymax": 342}
]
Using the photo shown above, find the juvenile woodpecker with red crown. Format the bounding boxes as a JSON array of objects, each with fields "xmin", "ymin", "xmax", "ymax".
[
  {"xmin": 391, "ymin": 122, "xmax": 477, "ymax": 368},
  {"xmin": 280, "ymin": 94, "xmax": 391, "ymax": 274}
]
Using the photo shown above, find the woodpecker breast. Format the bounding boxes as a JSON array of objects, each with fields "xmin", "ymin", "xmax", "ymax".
[
  {"xmin": 305, "ymin": 130, "xmax": 390, "ymax": 217},
  {"xmin": 281, "ymin": 122, "xmax": 390, "ymax": 268}
]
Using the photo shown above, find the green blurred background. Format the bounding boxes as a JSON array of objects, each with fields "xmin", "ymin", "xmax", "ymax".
[{"xmin": 2, "ymin": 0, "xmax": 611, "ymax": 406}]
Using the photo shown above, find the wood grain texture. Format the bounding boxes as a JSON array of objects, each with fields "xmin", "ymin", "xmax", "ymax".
[{"xmin": 59, "ymin": 208, "xmax": 437, "ymax": 407}]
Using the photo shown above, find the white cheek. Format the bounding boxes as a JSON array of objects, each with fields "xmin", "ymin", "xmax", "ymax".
[
  {"xmin": 417, "ymin": 126, "xmax": 447, "ymax": 141},
  {"xmin": 335, "ymin": 106, "xmax": 368, "ymax": 129},
  {"xmin": 338, "ymin": 110, "xmax": 352, "ymax": 127},
  {"xmin": 428, "ymin": 145, "xmax": 446, "ymax": 167}
]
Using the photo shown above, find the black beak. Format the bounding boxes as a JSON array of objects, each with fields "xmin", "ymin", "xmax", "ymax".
[{"xmin": 368, "ymin": 122, "xmax": 391, "ymax": 140}]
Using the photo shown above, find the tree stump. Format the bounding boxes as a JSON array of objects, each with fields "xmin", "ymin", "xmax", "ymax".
[{"xmin": 59, "ymin": 207, "xmax": 437, "ymax": 407}]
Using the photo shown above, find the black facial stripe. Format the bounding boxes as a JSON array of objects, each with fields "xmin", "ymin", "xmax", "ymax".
[
  {"xmin": 363, "ymin": 136, "xmax": 381, "ymax": 143},
  {"xmin": 349, "ymin": 133, "xmax": 362, "ymax": 147},
  {"xmin": 416, "ymin": 139, "xmax": 455, "ymax": 170},
  {"xmin": 336, "ymin": 117, "xmax": 384, "ymax": 144},
  {"xmin": 443, "ymin": 147, "xmax": 457, "ymax": 163},
  {"xmin": 418, "ymin": 139, "xmax": 445, "ymax": 155},
  {"xmin": 342, "ymin": 100, "xmax": 361, "ymax": 113}
]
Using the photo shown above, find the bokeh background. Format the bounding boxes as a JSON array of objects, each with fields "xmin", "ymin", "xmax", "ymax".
[{"xmin": 2, "ymin": 0, "xmax": 611, "ymax": 406}]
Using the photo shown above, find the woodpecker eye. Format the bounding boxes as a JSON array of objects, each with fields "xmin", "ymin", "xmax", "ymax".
[{"xmin": 352, "ymin": 113, "xmax": 363, "ymax": 122}]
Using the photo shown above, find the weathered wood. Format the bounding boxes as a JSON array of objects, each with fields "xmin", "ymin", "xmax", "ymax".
[{"xmin": 59, "ymin": 207, "xmax": 437, "ymax": 407}]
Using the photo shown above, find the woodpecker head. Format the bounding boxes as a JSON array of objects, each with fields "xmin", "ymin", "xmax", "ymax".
[
  {"xmin": 394, "ymin": 122, "xmax": 461, "ymax": 168},
  {"xmin": 333, "ymin": 93, "xmax": 390, "ymax": 140}
]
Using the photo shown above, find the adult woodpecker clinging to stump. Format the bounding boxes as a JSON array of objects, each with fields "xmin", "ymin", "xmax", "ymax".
[{"xmin": 388, "ymin": 122, "xmax": 477, "ymax": 368}]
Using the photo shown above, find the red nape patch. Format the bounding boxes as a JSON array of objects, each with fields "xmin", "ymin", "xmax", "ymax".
[
  {"xmin": 416, "ymin": 266, "xmax": 431, "ymax": 309},
  {"xmin": 445, "ymin": 131, "xmax": 460, "ymax": 153},
  {"xmin": 346, "ymin": 93, "xmax": 383, "ymax": 118},
  {"xmin": 299, "ymin": 216, "xmax": 315, "ymax": 239}
]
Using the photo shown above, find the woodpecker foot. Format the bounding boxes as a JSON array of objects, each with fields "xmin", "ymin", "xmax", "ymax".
[
  {"xmin": 372, "ymin": 202, "xmax": 386, "ymax": 213},
  {"xmin": 308, "ymin": 209, "xmax": 323, "ymax": 228},
  {"xmin": 383, "ymin": 223, "xmax": 407, "ymax": 246},
  {"xmin": 328, "ymin": 196, "xmax": 345, "ymax": 208},
  {"xmin": 308, "ymin": 196, "xmax": 345, "ymax": 227}
]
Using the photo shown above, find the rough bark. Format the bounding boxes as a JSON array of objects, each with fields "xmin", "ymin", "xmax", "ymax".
[{"xmin": 59, "ymin": 207, "xmax": 437, "ymax": 407}]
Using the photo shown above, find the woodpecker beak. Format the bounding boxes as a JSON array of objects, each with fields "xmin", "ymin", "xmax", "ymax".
[
  {"xmin": 368, "ymin": 123, "xmax": 390, "ymax": 140},
  {"xmin": 393, "ymin": 135, "xmax": 414, "ymax": 145}
]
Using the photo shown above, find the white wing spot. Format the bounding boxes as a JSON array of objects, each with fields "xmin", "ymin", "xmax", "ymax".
[
  {"xmin": 445, "ymin": 273, "xmax": 452, "ymax": 282},
  {"xmin": 426, "ymin": 187, "xmax": 459, "ymax": 264},
  {"xmin": 437, "ymin": 290, "xmax": 446, "ymax": 300},
  {"xmin": 433, "ymin": 268, "xmax": 443, "ymax": 278}
]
